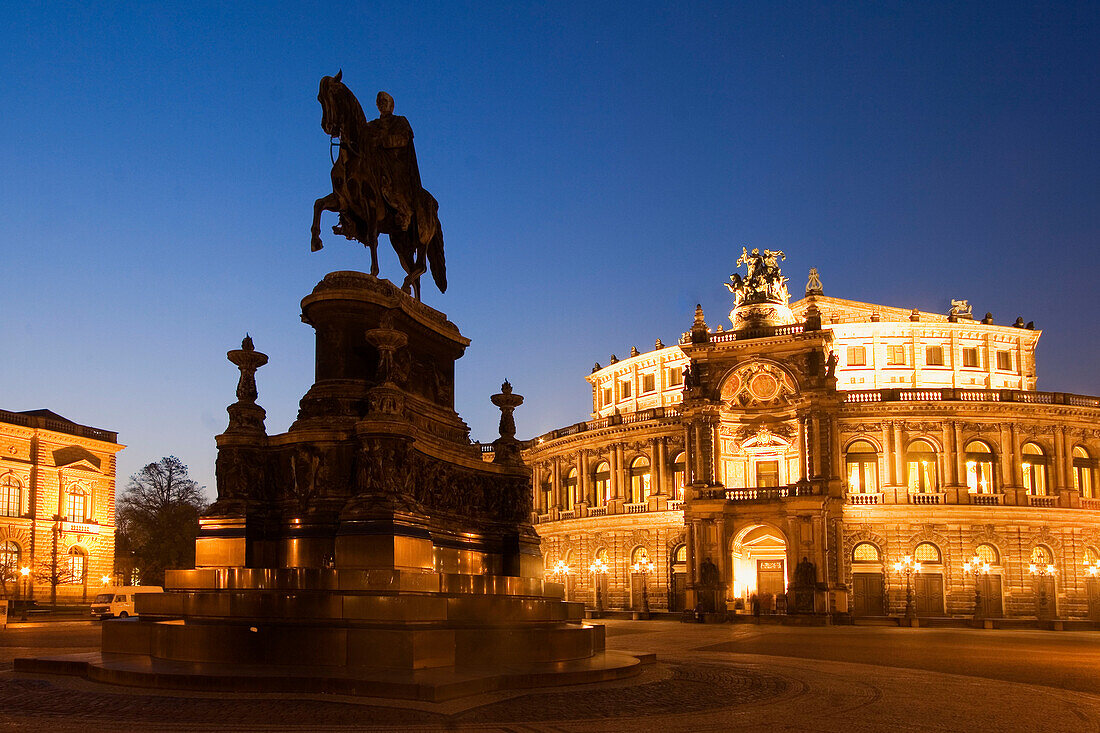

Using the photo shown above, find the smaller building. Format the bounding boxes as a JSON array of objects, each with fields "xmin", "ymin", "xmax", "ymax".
[{"xmin": 0, "ymin": 409, "xmax": 123, "ymax": 603}]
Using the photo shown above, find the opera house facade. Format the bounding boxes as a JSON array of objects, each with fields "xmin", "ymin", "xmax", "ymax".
[{"xmin": 522, "ymin": 252, "xmax": 1100, "ymax": 621}]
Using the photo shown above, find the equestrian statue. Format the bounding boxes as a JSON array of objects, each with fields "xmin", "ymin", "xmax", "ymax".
[{"xmin": 311, "ymin": 71, "xmax": 446, "ymax": 300}]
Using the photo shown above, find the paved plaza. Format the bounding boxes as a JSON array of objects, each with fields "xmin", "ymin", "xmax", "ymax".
[{"xmin": 2, "ymin": 619, "xmax": 1100, "ymax": 731}]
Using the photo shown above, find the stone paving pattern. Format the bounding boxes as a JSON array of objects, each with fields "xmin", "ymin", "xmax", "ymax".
[{"xmin": 2, "ymin": 620, "xmax": 1099, "ymax": 731}]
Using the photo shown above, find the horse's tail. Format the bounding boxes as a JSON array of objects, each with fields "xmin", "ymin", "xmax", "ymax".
[{"xmin": 428, "ymin": 228, "xmax": 447, "ymax": 294}]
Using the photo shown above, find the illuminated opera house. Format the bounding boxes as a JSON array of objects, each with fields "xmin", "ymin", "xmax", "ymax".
[{"xmin": 522, "ymin": 251, "xmax": 1100, "ymax": 621}]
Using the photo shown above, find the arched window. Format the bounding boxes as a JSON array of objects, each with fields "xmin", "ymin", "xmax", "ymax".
[
  {"xmin": 592, "ymin": 462, "xmax": 611, "ymax": 504},
  {"xmin": 0, "ymin": 474, "xmax": 22, "ymax": 517},
  {"xmin": 0, "ymin": 541, "xmax": 20, "ymax": 579},
  {"xmin": 852, "ymin": 542, "xmax": 881, "ymax": 563},
  {"xmin": 539, "ymin": 476, "xmax": 552, "ymax": 511},
  {"xmin": 672, "ymin": 452, "xmax": 686, "ymax": 500},
  {"xmin": 631, "ymin": 546, "xmax": 650, "ymax": 565},
  {"xmin": 974, "ymin": 544, "xmax": 1000, "ymax": 565},
  {"xmin": 67, "ymin": 547, "xmax": 86, "ymax": 584},
  {"xmin": 66, "ymin": 487, "xmax": 88, "ymax": 522},
  {"xmin": 673, "ymin": 544, "xmax": 687, "ymax": 564},
  {"xmin": 563, "ymin": 468, "xmax": 579, "ymax": 508},
  {"xmin": 1073, "ymin": 446, "xmax": 1095, "ymax": 499},
  {"xmin": 906, "ymin": 440, "xmax": 939, "ymax": 493},
  {"xmin": 1084, "ymin": 546, "xmax": 1099, "ymax": 572},
  {"xmin": 1022, "ymin": 443, "xmax": 1047, "ymax": 496},
  {"xmin": 964, "ymin": 441, "xmax": 996, "ymax": 494},
  {"xmin": 628, "ymin": 456, "xmax": 651, "ymax": 504},
  {"xmin": 1029, "ymin": 545, "xmax": 1053, "ymax": 566},
  {"xmin": 914, "ymin": 542, "xmax": 941, "ymax": 564},
  {"xmin": 845, "ymin": 441, "xmax": 879, "ymax": 494}
]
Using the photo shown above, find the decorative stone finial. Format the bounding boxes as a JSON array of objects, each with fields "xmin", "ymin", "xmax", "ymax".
[
  {"xmin": 693, "ymin": 304, "xmax": 706, "ymax": 327},
  {"xmin": 950, "ymin": 299, "xmax": 973, "ymax": 319},
  {"xmin": 592, "ymin": 362, "xmax": 601, "ymax": 373},
  {"xmin": 805, "ymin": 267, "xmax": 823, "ymax": 296},
  {"xmin": 655, "ymin": 338, "xmax": 663, "ymax": 349},
  {"xmin": 982, "ymin": 312, "xmax": 994, "ymax": 324},
  {"xmin": 726, "ymin": 247, "xmax": 794, "ymax": 331},
  {"xmin": 1014, "ymin": 317, "xmax": 1025, "ymax": 327},
  {"xmin": 630, "ymin": 346, "xmax": 639, "ymax": 357},
  {"xmin": 490, "ymin": 380, "xmax": 525, "ymax": 464},
  {"xmin": 225, "ymin": 337, "xmax": 269, "ymax": 435},
  {"xmin": 910, "ymin": 309, "xmax": 920, "ymax": 322},
  {"xmin": 609, "ymin": 354, "xmax": 618, "ymax": 364}
]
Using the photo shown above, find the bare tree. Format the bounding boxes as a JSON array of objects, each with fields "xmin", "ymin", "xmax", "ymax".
[{"xmin": 117, "ymin": 456, "xmax": 207, "ymax": 585}]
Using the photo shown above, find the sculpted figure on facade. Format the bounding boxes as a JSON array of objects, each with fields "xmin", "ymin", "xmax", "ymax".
[
  {"xmin": 727, "ymin": 247, "xmax": 789, "ymax": 307},
  {"xmin": 311, "ymin": 72, "xmax": 446, "ymax": 300}
]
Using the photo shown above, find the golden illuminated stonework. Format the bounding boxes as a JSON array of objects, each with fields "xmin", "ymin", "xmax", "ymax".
[{"xmin": 521, "ymin": 258, "xmax": 1100, "ymax": 624}]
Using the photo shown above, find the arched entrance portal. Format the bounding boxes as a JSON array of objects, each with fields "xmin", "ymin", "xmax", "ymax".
[{"xmin": 731, "ymin": 524, "xmax": 788, "ymax": 613}]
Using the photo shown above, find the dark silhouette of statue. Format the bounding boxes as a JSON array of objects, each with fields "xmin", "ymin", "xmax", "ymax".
[{"xmin": 310, "ymin": 71, "xmax": 446, "ymax": 300}]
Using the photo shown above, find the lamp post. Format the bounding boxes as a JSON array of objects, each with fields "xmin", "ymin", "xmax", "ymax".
[
  {"xmin": 1029, "ymin": 561, "xmax": 1056, "ymax": 620},
  {"xmin": 632, "ymin": 559, "xmax": 655, "ymax": 615},
  {"xmin": 589, "ymin": 558, "xmax": 609, "ymax": 616},
  {"xmin": 963, "ymin": 554, "xmax": 990, "ymax": 619},
  {"xmin": 1086, "ymin": 557, "xmax": 1099, "ymax": 579},
  {"xmin": 19, "ymin": 567, "xmax": 29, "ymax": 621},
  {"xmin": 100, "ymin": 575, "xmax": 112, "ymax": 587},
  {"xmin": 892, "ymin": 555, "xmax": 921, "ymax": 620},
  {"xmin": 548, "ymin": 560, "xmax": 571, "ymax": 600}
]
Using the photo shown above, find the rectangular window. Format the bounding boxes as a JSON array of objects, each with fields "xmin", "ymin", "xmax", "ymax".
[
  {"xmin": 996, "ymin": 350, "xmax": 1012, "ymax": 370},
  {"xmin": 667, "ymin": 367, "xmax": 683, "ymax": 386},
  {"xmin": 887, "ymin": 345, "xmax": 906, "ymax": 365},
  {"xmin": 619, "ymin": 379, "xmax": 632, "ymax": 399},
  {"xmin": 926, "ymin": 345, "xmax": 944, "ymax": 366},
  {"xmin": 602, "ymin": 387, "xmax": 612, "ymax": 406},
  {"xmin": 963, "ymin": 347, "xmax": 980, "ymax": 368},
  {"xmin": 847, "ymin": 346, "xmax": 866, "ymax": 366},
  {"xmin": 756, "ymin": 460, "xmax": 780, "ymax": 488},
  {"xmin": 642, "ymin": 373, "xmax": 656, "ymax": 393}
]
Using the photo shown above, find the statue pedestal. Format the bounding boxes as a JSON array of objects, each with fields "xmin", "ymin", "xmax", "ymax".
[{"xmin": 21, "ymin": 272, "xmax": 650, "ymax": 698}]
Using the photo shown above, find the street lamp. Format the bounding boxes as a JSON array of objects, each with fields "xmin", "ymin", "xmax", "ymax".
[
  {"xmin": 631, "ymin": 559, "xmax": 655, "ymax": 615},
  {"xmin": 1086, "ymin": 557, "xmax": 1099, "ymax": 578},
  {"xmin": 589, "ymin": 558, "xmax": 609, "ymax": 616},
  {"xmin": 1029, "ymin": 561, "xmax": 1056, "ymax": 619},
  {"xmin": 892, "ymin": 555, "xmax": 921, "ymax": 620},
  {"xmin": 19, "ymin": 567, "xmax": 29, "ymax": 621},
  {"xmin": 100, "ymin": 575, "xmax": 112, "ymax": 587},
  {"xmin": 963, "ymin": 554, "xmax": 991, "ymax": 619}
]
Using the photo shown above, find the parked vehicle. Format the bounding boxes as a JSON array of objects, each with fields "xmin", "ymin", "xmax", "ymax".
[{"xmin": 90, "ymin": 587, "xmax": 164, "ymax": 619}]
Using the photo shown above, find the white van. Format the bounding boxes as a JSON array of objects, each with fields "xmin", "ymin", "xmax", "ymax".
[{"xmin": 90, "ymin": 586, "xmax": 164, "ymax": 619}]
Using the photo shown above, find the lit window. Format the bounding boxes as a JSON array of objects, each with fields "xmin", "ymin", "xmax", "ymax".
[
  {"xmin": 996, "ymin": 350, "xmax": 1012, "ymax": 370},
  {"xmin": 628, "ymin": 456, "xmax": 651, "ymax": 503},
  {"xmin": 845, "ymin": 440, "xmax": 879, "ymax": 494},
  {"xmin": 847, "ymin": 346, "xmax": 867, "ymax": 366},
  {"xmin": 67, "ymin": 489, "xmax": 87, "ymax": 522},
  {"xmin": 1022, "ymin": 443, "xmax": 1047, "ymax": 496},
  {"xmin": 619, "ymin": 379, "xmax": 632, "ymax": 400},
  {"xmin": 975, "ymin": 544, "xmax": 999, "ymax": 564},
  {"xmin": 887, "ymin": 345, "xmax": 906, "ymax": 365},
  {"xmin": 67, "ymin": 548, "xmax": 86, "ymax": 583},
  {"xmin": 0, "ymin": 541, "xmax": 20, "ymax": 579},
  {"xmin": 563, "ymin": 468, "xmax": 579, "ymax": 507},
  {"xmin": 642, "ymin": 373, "xmax": 656, "ymax": 393},
  {"xmin": 926, "ymin": 345, "xmax": 944, "ymax": 366},
  {"xmin": 592, "ymin": 462, "xmax": 611, "ymax": 504},
  {"xmin": 1073, "ymin": 446, "xmax": 1095, "ymax": 499},
  {"xmin": 540, "ymin": 479, "xmax": 552, "ymax": 510},
  {"xmin": 756, "ymin": 460, "xmax": 780, "ymax": 488},
  {"xmin": 906, "ymin": 440, "xmax": 939, "ymax": 493},
  {"xmin": 963, "ymin": 347, "xmax": 980, "ymax": 368},
  {"xmin": 672, "ymin": 452, "xmax": 686, "ymax": 500},
  {"xmin": 1030, "ymin": 546, "xmax": 1052, "ymax": 565},
  {"xmin": 631, "ymin": 546, "xmax": 649, "ymax": 565},
  {"xmin": 853, "ymin": 542, "xmax": 880, "ymax": 562},
  {"xmin": 964, "ymin": 441, "xmax": 995, "ymax": 494},
  {"xmin": 0, "ymin": 474, "xmax": 22, "ymax": 518},
  {"xmin": 673, "ymin": 544, "xmax": 687, "ymax": 563},
  {"xmin": 914, "ymin": 542, "xmax": 941, "ymax": 564},
  {"xmin": 668, "ymin": 367, "xmax": 684, "ymax": 386}
]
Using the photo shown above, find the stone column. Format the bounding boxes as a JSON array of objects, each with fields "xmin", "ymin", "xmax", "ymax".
[
  {"xmin": 551, "ymin": 458, "xmax": 562, "ymax": 510},
  {"xmin": 799, "ymin": 414, "xmax": 810, "ymax": 481},
  {"xmin": 579, "ymin": 450, "xmax": 590, "ymax": 504},
  {"xmin": 712, "ymin": 420, "xmax": 723, "ymax": 486},
  {"xmin": 1010, "ymin": 424, "xmax": 1023, "ymax": 488},
  {"xmin": 893, "ymin": 421, "xmax": 905, "ymax": 487},
  {"xmin": 653, "ymin": 438, "xmax": 666, "ymax": 496},
  {"xmin": 609, "ymin": 445, "xmax": 621, "ymax": 500},
  {"xmin": 810, "ymin": 414, "xmax": 822, "ymax": 479}
]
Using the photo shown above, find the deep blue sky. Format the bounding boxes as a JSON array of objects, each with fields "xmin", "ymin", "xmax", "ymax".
[{"xmin": 3, "ymin": 2, "xmax": 1097, "ymax": 498}]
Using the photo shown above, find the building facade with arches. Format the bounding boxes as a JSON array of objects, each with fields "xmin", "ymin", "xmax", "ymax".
[
  {"xmin": 0, "ymin": 409, "xmax": 122, "ymax": 603},
  {"xmin": 524, "ymin": 259, "xmax": 1100, "ymax": 621}
]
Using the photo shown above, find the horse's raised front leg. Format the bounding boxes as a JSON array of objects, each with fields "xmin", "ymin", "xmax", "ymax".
[{"xmin": 311, "ymin": 193, "xmax": 340, "ymax": 252}]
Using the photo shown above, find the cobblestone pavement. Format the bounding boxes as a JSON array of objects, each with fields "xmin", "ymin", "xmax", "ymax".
[{"xmin": 2, "ymin": 620, "xmax": 1099, "ymax": 731}]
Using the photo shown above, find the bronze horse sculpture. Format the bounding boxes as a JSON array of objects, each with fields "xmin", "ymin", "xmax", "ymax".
[{"xmin": 311, "ymin": 72, "xmax": 446, "ymax": 300}]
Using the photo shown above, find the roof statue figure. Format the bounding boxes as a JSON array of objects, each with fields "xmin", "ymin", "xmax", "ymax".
[
  {"xmin": 310, "ymin": 71, "xmax": 447, "ymax": 300},
  {"xmin": 726, "ymin": 247, "xmax": 789, "ymax": 307}
]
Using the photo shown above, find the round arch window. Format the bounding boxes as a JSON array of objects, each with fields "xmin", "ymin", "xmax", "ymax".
[
  {"xmin": 592, "ymin": 462, "xmax": 611, "ymax": 504},
  {"xmin": 974, "ymin": 544, "xmax": 999, "ymax": 565},
  {"xmin": 1030, "ymin": 545, "xmax": 1052, "ymax": 565},
  {"xmin": 845, "ymin": 441, "xmax": 878, "ymax": 494},
  {"xmin": 563, "ymin": 468, "xmax": 579, "ymax": 507},
  {"xmin": 1022, "ymin": 443, "xmax": 1048, "ymax": 496},
  {"xmin": 906, "ymin": 440, "xmax": 939, "ymax": 493},
  {"xmin": 914, "ymin": 542, "xmax": 941, "ymax": 564},
  {"xmin": 628, "ymin": 456, "xmax": 651, "ymax": 504},
  {"xmin": 964, "ymin": 441, "xmax": 996, "ymax": 494},
  {"xmin": 852, "ymin": 542, "xmax": 881, "ymax": 563},
  {"xmin": 672, "ymin": 452, "xmax": 686, "ymax": 500},
  {"xmin": 1073, "ymin": 446, "xmax": 1095, "ymax": 499}
]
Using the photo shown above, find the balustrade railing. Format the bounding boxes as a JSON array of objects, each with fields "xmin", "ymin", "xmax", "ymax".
[
  {"xmin": 558, "ymin": 510, "xmax": 576, "ymax": 520},
  {"xmin": 588, "ymin": 505, "xmax": 607, "ymax": 517},
  {"xmin": 1027, "ymin": 494, "xmax": 1057, "ymax": 508},
  {"xmin": 843, "ymin": 387, "xmax": 1100, "ymax": 407},
  {"xmin": 847, "ymin": 493, "xmax": 882, "ymax": 505},
  {"xmin": 0, "ymin": 409, "xmax": 117, "ymax": 442},
  {"xmin": 909, "ymin": 492, "xmax": 946, "ymax": 505},
  {"xmin": 534, "ymin": 405, "xmax": 681, "ymax": 444},
  {"xmin": 666, "ymin": 500, "xmax": 684, "ymax": 511},
  {"xmin": 1081, "ymin": 498, "xmax": 1100, "ymax": 510},
  {"xmin": 969, "ymin": 493, "xmax": 1004, "ymax": 506},
  {"xmin": 696, "ymin": 482, "xmax": 820, "ymax": 502},
  {"xmin": 624, "ymin": 502, "xmax": 648, "ymax": 514}
]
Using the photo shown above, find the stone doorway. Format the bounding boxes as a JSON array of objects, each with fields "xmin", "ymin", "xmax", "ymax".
[
  {"xmin": 978, "ymin": 574, "xmax": 1003, "ymax": 618},
  {"xmin": 852, "ymin": 572, "xmax": 885, "ymax": 617},
  {"xmin": 914, "ymin": 573, "xmax": 944, "ymax": 617},
  {"xmin": 669, "ymin": 544, "xmax": 687, "ymax": 612},
  {"xmin": 1088, "ymin": 578, "xmax": 1100, "ymax": 621},
  {"xmin": 731, "ymin": 524, "xmax": 788, "ymax": 612}
]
